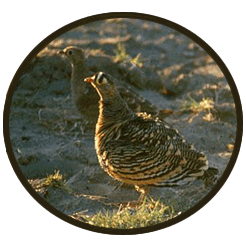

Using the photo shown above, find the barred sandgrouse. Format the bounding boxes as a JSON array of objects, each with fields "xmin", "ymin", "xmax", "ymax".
[{"xmin": 84, "ymin": 72, "xmax": 210, "ymax": 199}]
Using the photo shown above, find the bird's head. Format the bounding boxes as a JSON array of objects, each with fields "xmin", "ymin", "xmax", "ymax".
[
  {"xmin": 84, "ymin": 72, "xmax": 118, "ymax": 100},
  {"xmin": 58, "ymin": 46, "xmax": 85, "ymax": 65}
]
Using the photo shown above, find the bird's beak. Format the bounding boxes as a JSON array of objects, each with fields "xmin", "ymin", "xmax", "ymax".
[
  {"xmin": 57, "ymin": 49, "xmax": 64, "ymax": 55},
  {"xmin": 84, "ymin": 75, "xmax": 96, "ymax": 83},
  {"xmin": 57, "ymin": 47, "xmax": 67, "ymax": 55}
]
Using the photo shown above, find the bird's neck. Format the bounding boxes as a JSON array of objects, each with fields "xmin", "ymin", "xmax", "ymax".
[
  {"xmin": 70, "ymin": 62, "xmax": 87, "ymax": 104},
  {"xmin": 97, "ymin": 94, "xmax": 135, "ymax": 125},
  {"xmin": 71, "ymin": 62, "xmax": 85, "ymax": 85}
]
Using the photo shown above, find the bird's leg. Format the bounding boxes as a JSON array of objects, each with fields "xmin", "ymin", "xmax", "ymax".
[
  {"xmin": 106, "ymin": 183, "xmax": 149, "ymax": 207},
  {"xmin": 111, "ymin": 185, "xmax": 150, "ymax": 209},
  {"xmin": 112, "ymin": 182, "xmax": 124, "ymax": 192},
  {"xmin": 134, "ymin": 185, "xmax": 149, "ymax": 204}
]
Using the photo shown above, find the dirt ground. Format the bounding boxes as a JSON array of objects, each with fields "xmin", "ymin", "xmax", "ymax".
[{"xmin": 9, "ymin": 19, "xmax": 236, "ymax": 218}]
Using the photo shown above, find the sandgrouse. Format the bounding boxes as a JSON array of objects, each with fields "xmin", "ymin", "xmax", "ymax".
[
  {"xmin": 58, "ymin": 46, "xmax": 159, "ymax": 126},
  {"xmin": 58, "ymin": 46, "xmax": 99, "ymax": 123},
  {"xmin": 84, "ymin": 72, "xmax": 210, "ymax": 199}
]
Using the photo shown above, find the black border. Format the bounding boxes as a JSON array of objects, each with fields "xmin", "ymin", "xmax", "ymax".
[{"xmin": 3, "ymin": 12, "xmax": 243, "ymax": 235}]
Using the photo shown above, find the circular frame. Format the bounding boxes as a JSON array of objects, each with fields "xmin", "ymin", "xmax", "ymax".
[{"xmin": 3, "ymin": 12, "xmax": 243, "ymax": 235}]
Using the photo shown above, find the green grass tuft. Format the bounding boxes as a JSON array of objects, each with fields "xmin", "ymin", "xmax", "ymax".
[
  {"xmin": 182, "ymin": 96, "xmax": 215, "ymax": 113},
  {"xmin": 114, "ymin": 43, "xmax": 129, "ymax": 62},
  {"xmin": 114, "ymin": 43, "xmax": 144, "ymax": 68},
  {"xmin": 79, "ymin": 197, "xmax": 178, "ymax": 229},
  {"xmin": 130, "ymin": 53, "xmax": 144, "ymax": 68},
  {"xmin": 45, "ymin": 170, "xmax": 65, "ymax": 188},
  {"xmin": 28, "ymin": 170, "xmax": 73, "ymax": 195},
  {"xmin": 44, "ymin": 170, "xmax": 73, "ymax": 192}
]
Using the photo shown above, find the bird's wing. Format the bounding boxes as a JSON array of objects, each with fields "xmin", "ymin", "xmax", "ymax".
[
  {"xmin": 102, "ymin": 117, "xmax": 208, "ymax": 186},
  {"xmin": 118, "ymin": 116, "xmax": 185, "ymax": 148},
  {"xmin": 119, "ymin": 87, "xmax": 159, "ymax": 117}
]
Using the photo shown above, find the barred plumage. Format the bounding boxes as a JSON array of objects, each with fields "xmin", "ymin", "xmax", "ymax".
[{"xmin": 84, "ymin": 72, "xmax": 209, "ymax": 194}]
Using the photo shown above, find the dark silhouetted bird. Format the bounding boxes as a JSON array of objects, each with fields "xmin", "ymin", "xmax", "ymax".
[{"xmin": 58, "ymin": 46, "xmax": 159, "ymax": 126}]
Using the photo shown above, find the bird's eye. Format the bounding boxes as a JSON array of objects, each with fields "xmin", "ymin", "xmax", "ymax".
[
  {"xmin": 67, "ymin": 50, "xmax": 73, "ymax": 56},
  {"xmin": 97, "ymin": 74, "xmax": 108, "ymax": 85}
]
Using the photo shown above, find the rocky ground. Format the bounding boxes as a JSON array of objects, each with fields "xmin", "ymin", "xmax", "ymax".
[{"xmin": 9, "ymin": 19, "xmax": 236, "ymax": 220}]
